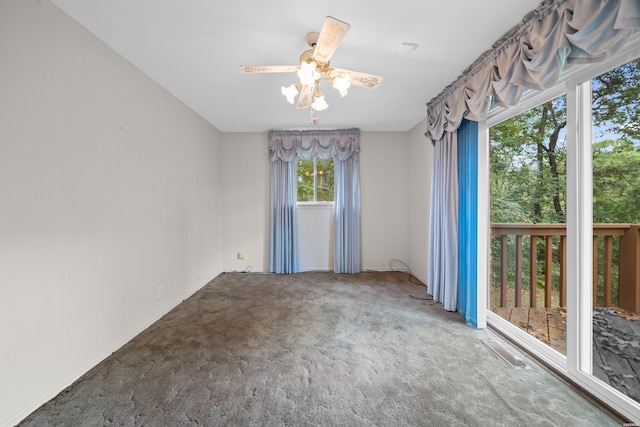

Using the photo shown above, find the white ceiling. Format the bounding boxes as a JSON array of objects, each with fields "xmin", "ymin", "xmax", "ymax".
[{"xmin": 49, "ymin": 0, "xmax": 540, "ymax": 132}]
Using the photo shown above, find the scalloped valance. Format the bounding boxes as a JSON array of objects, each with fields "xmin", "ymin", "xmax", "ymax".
[
  {"xmin": 426, "ymin": 0, "xmax": 640, "ymax": 141},
  {"xmin": 268, "ymin": 128, "xmax": 360, "ymax": 162}
]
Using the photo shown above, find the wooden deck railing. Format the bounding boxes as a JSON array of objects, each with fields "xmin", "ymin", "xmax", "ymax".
[{"xmin": 491, "ymin": 223, "xmax": 640, "ymax": 313}]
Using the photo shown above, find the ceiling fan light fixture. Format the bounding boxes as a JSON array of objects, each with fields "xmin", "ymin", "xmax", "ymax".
[
  {"xmin": 242, "ymin": 17, "xmax": 383, "ymax": 121},
  {"xmin": 332, "ymin": 74, "xmax": 351, "ymax": 97},
  {"xmin": 281, "ymin": 83, "xmax": 300, "ymax": 104}
]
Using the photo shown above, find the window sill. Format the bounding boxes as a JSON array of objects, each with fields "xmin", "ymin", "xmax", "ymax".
[{"xmin": 297, "ymin": 202, "xmax": 335, "ymax": 208}]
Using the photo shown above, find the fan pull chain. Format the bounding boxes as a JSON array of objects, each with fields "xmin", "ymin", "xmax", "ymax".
[{"xmin": 310, "ymin": 82, "xmax": 319, "ymax": 124}]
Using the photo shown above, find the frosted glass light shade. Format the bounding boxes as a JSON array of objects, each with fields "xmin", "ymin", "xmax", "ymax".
[
  {"xmin": 281, "ymin": 84, "xmax": 300, "ymax": 104},
  {"xmin": 311, "ymin": 92, "xmax": 329, "ymax": 111},
  {"xmin": 297, "ymin": 61, "xmax": 320, "ymax": 87},
  {"xmin": 332, "ymin": 74, "xmax": 351, "ymax": 97}
]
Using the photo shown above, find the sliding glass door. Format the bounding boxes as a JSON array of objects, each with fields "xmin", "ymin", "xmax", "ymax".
[{"xmin": 483, "ymin": 44, "xmax": 640, "ymax": 420}]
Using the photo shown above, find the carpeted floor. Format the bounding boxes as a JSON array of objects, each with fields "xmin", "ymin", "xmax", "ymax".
[{"xmin": 20, "ymin": 271, "xmax": 619, "ymax": 426}]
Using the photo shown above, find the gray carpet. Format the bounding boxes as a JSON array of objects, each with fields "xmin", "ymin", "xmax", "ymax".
[{"xmin": 20, "ymin": 271, "xmax": 618, "ymax": 426}]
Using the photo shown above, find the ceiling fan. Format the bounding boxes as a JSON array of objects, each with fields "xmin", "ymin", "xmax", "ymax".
[{"xmin": 240, "ymin": 16, "xmax": 383, "ymax": 121}]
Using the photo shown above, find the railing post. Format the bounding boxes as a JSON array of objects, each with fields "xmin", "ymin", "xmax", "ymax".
[
  {"xmin": 603, "ymin": 236, "xmax": 613, "ymax": 307},
  {"xmin": 530, "ymin": 236, "xmax": 537, "ymax": 308},
  {"xmin": 559, "ymin": 235, "xmax": 566, "ymax": 307},
  {"xmin": 544, "ymin": 236, "xmax": 553, "ymax": 308},
  {"xmin": 515, "ymin": 235, "xmax": 523, "ymax": 307},
  {"xmin": 619, "ymin": 225, "xmax": 640, "ymax": 313},
  {"xmin": 500, "ymin": 235, "xmax": 508, "ymax": 307},
  {"xmin": 593, "ymin": 236, "xmax": 598, "ymax": 307}
]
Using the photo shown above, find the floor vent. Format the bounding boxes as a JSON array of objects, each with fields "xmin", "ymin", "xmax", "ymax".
[{"xmin": 483, "ymin": 340, "xmax": 527, "ymax": 368}]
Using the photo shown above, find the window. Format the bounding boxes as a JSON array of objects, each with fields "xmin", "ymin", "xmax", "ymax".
[
  {"xmin": 297, "ymin": 158, "xmax": 334, "ymax": 202},
  {"xmin": 489, "ymin": 93, "xmax": 567, "ymax": 355}
]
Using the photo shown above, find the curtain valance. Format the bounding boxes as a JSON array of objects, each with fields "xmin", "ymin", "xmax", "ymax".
[
  {"xmin": 426, "ymin": 0, "xmax": 640, "ymax": 141},
  {"xmin": 269, "ymin": 129, "xmax": 360, "ymax": 162}
]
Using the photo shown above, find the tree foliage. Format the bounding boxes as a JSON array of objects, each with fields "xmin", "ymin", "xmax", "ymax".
[
  {"xmin": 315, "ymin": 158, "xmax": 334, "ymax": 202},
  {"xmin": 297, "ymin": 158, "xmax": 334, "ymax": 202},
  {"xmin": 297, "ymin": 159, "xmax": 315, "ymax": 202},
  {"xmin": 593, "ymin": 138, "xmax": 640, "ymax": 223},
  {"xmin": 593, "ymin": 59, "xmax": 640, "ymax": 141},
  {"xmin": 491, "ymin": 58, "xmax": 640, "ymax": 224}
]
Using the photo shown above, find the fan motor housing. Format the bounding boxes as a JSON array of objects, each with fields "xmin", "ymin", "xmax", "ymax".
[
  {"xmin": 306, "ymin": 31, "xmax": 320, "ymax": 47},
  {"xmin": 299, "ymin": 48, "xmax": 330, "ymax": 71}
]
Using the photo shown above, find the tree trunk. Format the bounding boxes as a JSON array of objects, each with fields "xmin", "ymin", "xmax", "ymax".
[
  {"xmin": 547, "ymin": 121, "xmax": 566, "ymax": 221},
  {"xmin": 533, "ymin": 105, "xmax": 549, "ymax": 222}
]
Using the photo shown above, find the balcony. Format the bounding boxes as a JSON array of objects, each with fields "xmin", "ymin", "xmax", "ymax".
[{"xmin": 490, "ymin": 223, "xmax": 640, "ymax": 400}]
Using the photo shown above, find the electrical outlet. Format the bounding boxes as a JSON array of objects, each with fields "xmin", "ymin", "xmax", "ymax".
[
  {"xmin": 238, "ymin": 251, "xmax": 245, "ymax": 260},
  {"xmin": 157, "ymin": 286, "xmax": 163, "ymax": 298}
]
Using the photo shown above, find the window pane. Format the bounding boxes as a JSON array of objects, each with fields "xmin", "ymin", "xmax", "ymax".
[
  {"xmin": 316, "ymin": 158, "xmax": 334, "ymax": 202},
  {"xmin": 591, "ymin": 57, "xmax": 640, "ymax": 404},
  {"xmin": 489, "ymin": 94, "xmax": 567, "ymax": 355},
  {"xmin": 297, "ymin": 159, "xmax": 314, "ymax": 202}
]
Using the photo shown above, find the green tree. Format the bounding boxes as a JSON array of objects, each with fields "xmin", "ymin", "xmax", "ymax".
[
  {"xmin": 297, "ymin": 159, "xmax": 315, "ymax": 202},
  {"xmin": 490, "ymin": 96, "xmax": 567, "ymax": 224},
  {"xmin": 491, "ymin": 58, "xmax": 640, "ymax": 224},
  {"xmin": 296, "ymin": 158, "xmax": 334, "ymax": 202},
  {"xmin": 592, "ymin": 60, "xmax": 640, "ymax": 141},
  {"xmin": 315, "ymin": 158, "xmax": 334, "ymax": 202},
  {"xmin": 593, "ymin": 138, "xmax": 640, "ymax": 223}
]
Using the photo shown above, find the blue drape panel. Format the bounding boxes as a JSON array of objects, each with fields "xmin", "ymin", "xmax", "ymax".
[
  {"xmin": 334, "ymin": 155, "xmax": 361, "ymax": 273},
  {"xmin": 457, "ymin": 119, "xmax": 478, "ymax": 327},
  {"xmin": 269, "ymin": 129, "xmax": 361, "ymax": 274},
  {"xmin": 269, "ymin": 158, "xmax": 299, "ymax": 274},
  {"xmin": 428, "ymin": 131, "xmax": 458, "ymax": 311}
]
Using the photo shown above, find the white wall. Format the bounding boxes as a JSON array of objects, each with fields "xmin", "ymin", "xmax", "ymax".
[
  {"xmin": 407, "ymin": 119, "xmax": 432, "ymax": 283},
  {"xmin": 220, "ymin": 131, "xmax": 411, "ymax": 273},
  {"xmin": 0, "ymin": 2, "xmax": 223, "ymax": 425},
  {"xmin": 220, "ymin": 132, "xmax": 270, "ymax": 272},
  {"xmin": 360, "ymin": 132, "xmax": 411, "ymax": 270}
]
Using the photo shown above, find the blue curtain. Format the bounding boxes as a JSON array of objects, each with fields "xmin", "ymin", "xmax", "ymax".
[
  {"xmin": 334, "ymin": 155, "xmax": 361, "ymax": 273},
  {"xmin": 457, "ymin": 119, "xmax": 478, "ymax": 327},
  {"xmin": 428, "ymin": 131, "xmax": 458, "ymax": 311},
  {"xmin": 269, "ymin": 158, "xmax": 299, "ymax": 274},
  {"xmin": 269, "ymin": 129, "xmax": 361, "ymax": 274}
]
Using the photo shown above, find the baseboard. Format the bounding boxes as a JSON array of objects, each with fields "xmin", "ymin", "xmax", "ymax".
[{"xmin": 2, "ymin": 273, "xmax": 221, "ymax": 427}]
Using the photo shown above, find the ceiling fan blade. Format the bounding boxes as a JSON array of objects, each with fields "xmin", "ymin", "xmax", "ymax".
[
  {"xmin": 328, "ymin": 68, "xmax": 383, "ymax": 89},
  {"xmin": 297, "ymin": 85, "xmax": 313, "ymax": 109},
  {"xmin": 312, "ymin": 16, "xmax": 350, "ymax": 64},
  {"xmin": 240, "ymin": 65, "xmax": 298, "ymax": 73}
]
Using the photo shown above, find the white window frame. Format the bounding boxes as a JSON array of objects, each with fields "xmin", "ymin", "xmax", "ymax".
[{"xmin": 479, "ymin": 35, "xmax": 640, "ymax": 421}]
